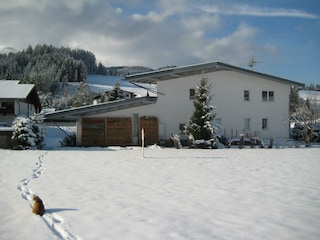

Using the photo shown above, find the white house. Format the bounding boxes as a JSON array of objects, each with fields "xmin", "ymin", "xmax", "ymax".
[{"xmin": 46, "ymin": 61, "xmax": 304, "ymax": 146}]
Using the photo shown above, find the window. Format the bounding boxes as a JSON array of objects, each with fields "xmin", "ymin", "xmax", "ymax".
[
  {"xmin": 262, "ymin": 91, "xmax": 274, "ymax": 101},
  {"xmin": 189, "ymin": 89, "xmax": 195, "ymax": 99},
  {"xmin": 262, "ymin": 91, "xmax": 268, "ymax": 101},
  {"xmin": 158, "ymin": 123, "xmax": 165, "ymax": 137},
  {"xmin": 244, "ymin": 90, "xmax": 250, "ymax": 101},
  {"xmin": 269, "ymin": 91, "xmax": 274, "ymax": 101},
  {"xmin": 0, "ymin": 102, "xmax": 14, "ymax": 114},
  {"xmin": 244, "ymin": 118, "xmax": 250, "ymax": 130},
  {"xmin": 262, "ymin": 118, "xmax": 268, "ymax": 130}
]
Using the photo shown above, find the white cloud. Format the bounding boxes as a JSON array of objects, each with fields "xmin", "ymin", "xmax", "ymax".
[
  {"xmin": 200, "ymin": 4, "xmax": 318, "ymax": 19},
  {"xmin": 131, "ymin": 11, "xmax": 165, "ymax": 23},
  {"xmin": 0, "ymin": 0, "xmax": 317, "ymax": 70},
  {"xmin": 158, "ymin": 0, "xmax": 191, "ymax": 16},
  {"xmin": 64, "ymin": 0, "xmax": 88, "ymax": 15},
  {"xmin": 0, "ymin": 0, "xmax": 98, "ymax": 13},
  {"xmin": 182, "ymin": 14, "xmax": 221, "ymax": 33},
  {"xmin": 189, "ymin": 23, "xmax": 258, "ymax": 65},
  {"xmin": 264, "ymin": 43, "xmax": 277, "ymax": 55},
  {"xmin": 0, "ymin": 0, "xmax": 48, "ymax": 10},
  {"xmin": 115, "ymin": 8, "xmax": 122, "ymax": 14}
]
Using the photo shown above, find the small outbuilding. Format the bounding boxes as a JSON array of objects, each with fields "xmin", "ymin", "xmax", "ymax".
[{"xmin": 0, "ymin": 80, "xmax": 41, "ymax": 148}]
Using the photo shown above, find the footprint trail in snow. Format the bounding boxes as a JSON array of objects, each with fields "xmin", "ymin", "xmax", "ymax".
[{"xmin": 17, "ymin": 152, "xmax": 81, "ymax": 240}]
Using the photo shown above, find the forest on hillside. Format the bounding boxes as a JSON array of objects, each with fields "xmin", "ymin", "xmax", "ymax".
[
  {"xmin": 0, "ymin": 44, "xmax": 153, "ymax": 93},
  {"xmin": 0, "ymin": 44, "xmax": 154, "ymax": 110},
  {"xmin": 0, "ymin": 44, "xmax": 97, "ymax": 93}
]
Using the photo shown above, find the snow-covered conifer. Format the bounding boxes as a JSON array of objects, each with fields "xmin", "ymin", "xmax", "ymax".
[
  {"xmin": 31, "ymin": 113, "xmax": 46, "ymax": 149},
  {"xmin": 11, "ymin": 114, "xmax": 46, "ymax": 150},
  {"xmin": 108, "ymin": 81, "xmax": 123, "ymax": 101},
  {"xmin": 187, "ymin": 72, "xmax": 216, "ymax": 140},
  {"xmin": 71, "ymin": 82, "xmax": 93, "ymax": 107},
  {"xmin": 11, "ymin": 116, "xmax": 36, "ymax": 149}
]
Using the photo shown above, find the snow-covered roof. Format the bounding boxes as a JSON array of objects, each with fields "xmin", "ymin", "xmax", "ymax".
[
  {"xmin": 125, "ymin": 61, "xmax": 304, "ymax": 87},
  {"xmin": 45, "ymin": 96, "xmax": 157, "ymax": 120},
  {"xmin": 0, "ymin": 80, "xmax": 41, "ymax": 111},
  {"xmin": 0, "ymin": 80, "xmax": 35, "ymax": 99},
  {"xmin": 86, "ymin": 74, "xmax": 157, "ymax": 97}
]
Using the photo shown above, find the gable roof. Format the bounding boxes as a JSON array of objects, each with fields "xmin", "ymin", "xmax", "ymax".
[
  {"xmin": 45, "ymin": 96, "xmax": 157, "ymax": 120},
  {"xmin": 0, "ymin": 80, "xmax": 41, "ymax": 111},
  {"xmin": 0, "ymin": 80, "xmax": 34, "ymax": 98},
  {"xmin": 125, "ymin": 61, "xmax": 304, "ymax": 87}
]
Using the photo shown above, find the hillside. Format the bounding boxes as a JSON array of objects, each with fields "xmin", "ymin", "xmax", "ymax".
[
  {"xmin": 0, "ymin": 44, "xmax": 153, "ymax": 93},
  {"xmin": 0, "ymin": 44, "xmax": 156, "ymax": 110}
]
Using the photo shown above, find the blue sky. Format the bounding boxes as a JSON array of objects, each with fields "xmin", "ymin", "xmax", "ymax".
[{"xmin": 0, "ymin": 0, "xmax": 319, "ymax": 85}]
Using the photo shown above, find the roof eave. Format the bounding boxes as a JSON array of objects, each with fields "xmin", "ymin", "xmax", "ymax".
[
  {"xmin": 45, "ymin": 96, "xmax": 157, "ymax": 121},
  {"xmin": 125, "ymin": 61, "xmax": 304, "ymax": 87}
]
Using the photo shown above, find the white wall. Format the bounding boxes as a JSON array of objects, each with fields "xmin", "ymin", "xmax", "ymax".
[
  {"xmin": 207, "ymin": 71, "xmax": 290, "ymax": 139},
  {"xmin": 154, "ymin": 70, "xmax": 291, "ymax": 139},
  {"xmin": 0, "ymin": 100, "xmax": 36, "ymax": 127},
  {"xmin": 14, "ymin": 100, "xmax": 36, "ymax": 117},
  {"xmin": 91, "ymin": 70, "xmax": 291, "ymax": 139}
]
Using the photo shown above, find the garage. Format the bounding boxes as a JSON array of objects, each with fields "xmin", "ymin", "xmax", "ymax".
[{"xmin": 81, "ymin": 116, "xmax": 158, "ymax": 147}]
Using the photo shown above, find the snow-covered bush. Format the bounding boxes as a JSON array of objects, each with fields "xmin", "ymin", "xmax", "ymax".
[
  {"xmin": 187, "ymin": 133, "xmax": 195, "ymax": 148},
  {"xmin": 11, "ymin": 116, "xmax": 36, "ymax": 149},
  {"xmin": 194, "ymin": 138, "xmax": 219, "ymax": 149},
  {"xmin": 11, "ymin": 114, "xmax": 46, "ymax": 150},
  {"xmin": 171, "ymin": 134, "xmax": 182, "ymax": 149}
]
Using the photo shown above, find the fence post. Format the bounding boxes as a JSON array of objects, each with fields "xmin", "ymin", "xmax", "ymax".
[{"xmin": 141, "ymin": 128, "xmax": 145, "ymax": 158}]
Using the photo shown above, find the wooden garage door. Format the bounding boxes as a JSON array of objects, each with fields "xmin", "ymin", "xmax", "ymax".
[
  {"xmin": 106, "ymin": 117, "xmax": 132, "ymax": 146},
  {"xmin": 82, "ymin": 118, "xmax": 106, "ymax": 146},
  {"xmin": 140, "ymin": 116, "xmax": 158, "ymax": 145}
]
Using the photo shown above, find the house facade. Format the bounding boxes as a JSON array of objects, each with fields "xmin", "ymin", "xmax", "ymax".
[
  {"xmin": 46, "ymin": 62, "xmax": 304, "ymax": 146},
  {"xmin": 0, "ymin": 80, "xmax": 41, "ymax": 148}
]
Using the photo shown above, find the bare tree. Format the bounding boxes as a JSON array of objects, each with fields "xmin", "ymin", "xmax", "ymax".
[{"xmin": 292, "ymin": 96, "xmax": 320, "ymax": 146}]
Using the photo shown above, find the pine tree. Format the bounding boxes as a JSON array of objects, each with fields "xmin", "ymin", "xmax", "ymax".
[
  {"xmin": 31, "ymin": 113, "xmax": 46, "ymax": 149},
  {"xmin": 71, "ymin": 82, "xmax": 93, "ymax": 107},
  {"xmin": 107, "ymin": 81, "xmax": 123, "ymax": 101},
  {"xmin": 97, "ymin": 62, "xmax": 106, "ymax": 75},
  {"xmin": 289, "ymin": 86, "xmax": 300, "ymax": 118},
  {"xmin": 187, "ymin": 73, "xmax": 216, "ymax": 140}
]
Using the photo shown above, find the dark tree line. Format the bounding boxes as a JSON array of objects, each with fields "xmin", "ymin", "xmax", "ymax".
[{"xmin": 0, "ymin": 44, "xmax": 98, "ymax": 93}]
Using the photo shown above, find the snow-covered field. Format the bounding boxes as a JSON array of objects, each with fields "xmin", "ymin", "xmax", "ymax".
[
  {"xmin": 1, "ymin": 139, "xmax": 319, "ymax": 240},
  {"xmin": 85, "ymin": 74, "xmax": 157, "ymax": 97}
]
